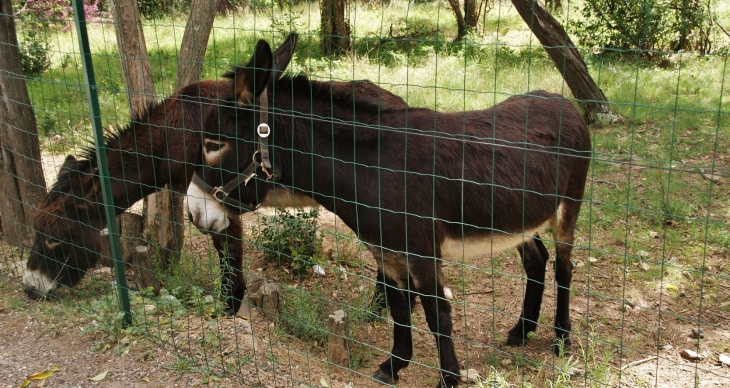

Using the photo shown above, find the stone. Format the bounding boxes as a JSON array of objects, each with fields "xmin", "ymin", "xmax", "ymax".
[
  {"xmin": 718, "ymin": 353, "xmax": 730, "ymax": 367},
  {"xmin": 459, "ymin": 369, "xmax": 481, "ymax": 382},
  {"xmin": 680, "ymin": 349, "xmax": 704, "ymax": 361},
  {"xmin": 313, "ymin": 265, "xmax": 326, "ymax": 276}
]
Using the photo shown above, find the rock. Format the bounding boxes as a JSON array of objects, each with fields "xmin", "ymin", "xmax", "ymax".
[
  {"xmin": 501, "ymin": 358, "xmax": 513, "ymax": 366},
  {"xmin": 640, "ymin": 262, "xmax": 651, "ymax": 272},
  {"xmin": 680, "ymin": 349, "xmax": 704, "ymax": 361},
  {"xmin": 588, "ymin": 257, "xmax": 598, "ymax": 263},
  {"xmin": 690, "ymin": 328, "xmax": 704, "ymax": 339},
  {"xmin": 144, "ymin": 304, "xmax": 156, "ymax": 312},
  {"xmin": 637, "ymin": 250, "xmax": 650, "ymax": 258},
  {"xmin": 718, "ymin": 353, "xmax": 730, "ymax": 367},
  {"xmin": 649, "ymin": 231, "xmax": 659, "ymax": 238},
  {"xmin": 662, "ymin": 344, "xmax": 674, "ymax": 351},
  {"xmin": 313, "ymin": 265, "xmax": 326, "ymax": 276},
  {"xmin": 459, "ymin": 369, "xmax": 481, "ymax": 383}
]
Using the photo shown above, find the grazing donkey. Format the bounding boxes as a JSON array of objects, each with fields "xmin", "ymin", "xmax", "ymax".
[
  {"xmin": 195, "ymin": 39, "xmax": 591, "ymax": 387},
  {"xmin": 22, "ymin": 32, "xmax": 410, "ymax": 316}
]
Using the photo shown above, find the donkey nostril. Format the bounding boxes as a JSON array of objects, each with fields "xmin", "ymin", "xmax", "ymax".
[{"xmin": 188, "ymin": 212, "xmax": 194, "ymax": 222}]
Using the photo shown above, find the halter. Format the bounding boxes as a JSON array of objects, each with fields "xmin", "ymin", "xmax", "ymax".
[{"xmin": 191, "ymin": 89, "xmax": 275, "ymax": 212}]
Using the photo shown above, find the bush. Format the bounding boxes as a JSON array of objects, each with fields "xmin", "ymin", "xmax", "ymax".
[
  {"xmin": 571, "ymin": 0, "xmax": 717, "ymax": 57},
  {"xmin": 19, "ymin": 32, "xmax": 51, "ymax": 77},
  {"xmin": 254, "ymin": 208, "xmax": 323, "ymax": 276}
]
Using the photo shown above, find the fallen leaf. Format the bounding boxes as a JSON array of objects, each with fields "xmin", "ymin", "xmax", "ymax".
[
  {"xmin": 649, "ymin": 231, "xmax": 659, "ymax": 238},
  {"xmin": 141, "ymin": 377, "xmax": 150, "ymax": 382},
  {"xmin": 665, "ymin": 284, "xmax": 678, "ymax": 291},
  {"xmin": 88, "ymin": 370, "xmax": 108, "ymax": 381},
  {"xmin": 27, "ymin": 367, "xmax": 61, "ymax": 380},
  {"xmin": 320, "ymin": 377, "xmax": 330, "ymax": 387},
  {"xmin": 19, "ymin": 380, "xmax": 31, "ymax": 388},
  {"xmin": 0, "ymin": 302, "xmax": 5, "ymax": 312}
]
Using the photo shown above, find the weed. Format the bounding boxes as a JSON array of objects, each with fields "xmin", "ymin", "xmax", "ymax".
[{"xmin": 254, "ymin": 208, "xmax": 324, "ymax": 276}]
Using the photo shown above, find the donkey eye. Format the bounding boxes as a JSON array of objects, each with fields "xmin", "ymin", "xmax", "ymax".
[{"xmin": 205, "ymin": 141, "xmax": 222, "ymax": 152}]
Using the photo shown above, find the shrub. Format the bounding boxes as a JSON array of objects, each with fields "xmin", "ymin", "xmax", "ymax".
[
  {"xmin": 254, "ymin": 208, "xmax": 323, "ymax": 276},
  {"xmin": 19, "ymin": 32, "xmax": 51, "ymax": 77},
  {"xmin": 571, "ymin": 0, "xmax": 717, "ymax": 57}
]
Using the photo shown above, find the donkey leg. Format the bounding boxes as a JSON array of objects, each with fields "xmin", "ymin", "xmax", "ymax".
[
  {"xmin": 212, "ymin": 217, "xmax": 245, "ymax": 315},
  {"xmin": 507, "ymin": 235, "xmax": 550, "ymax": 345},
  {"xmin": 552, "ymin": 202, "xmax": 582, "ymax": 354},
  {"xmin": 367, "ymin": 268, "xmax": 389, "ymax": 322},
  {"xmin": 416, "ymin": 265, "xmax": 460, "ymax": 388},
  {"xmin": 373, "ymin": 270, "xmax": 417, "ymax": 385}
]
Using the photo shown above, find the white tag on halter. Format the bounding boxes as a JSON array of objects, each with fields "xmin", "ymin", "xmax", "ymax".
[{"xmin": 257, "ymin": 123, "xmax": 270, "ymax": 138}]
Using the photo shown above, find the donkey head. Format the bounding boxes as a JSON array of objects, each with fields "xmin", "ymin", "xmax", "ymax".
[
  {"xmin": 23, "ymin": 155, "xmax": 104, "ymax": 298},
  {"xmin": 187, "ymin": 34, "xmax": 296, "ymax": 233}
]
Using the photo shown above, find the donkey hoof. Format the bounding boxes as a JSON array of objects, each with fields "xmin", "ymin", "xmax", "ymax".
[
  {"xmin": 373, "ymin": 369, "xmax": 397, "ymax": 385},
  {"xmin": 552, "ymin": 337, "xmax": 572, "ymax": 356},
  {"xmin": 506, "ymin": 334, "xmax": 527, "ymax": 346}
]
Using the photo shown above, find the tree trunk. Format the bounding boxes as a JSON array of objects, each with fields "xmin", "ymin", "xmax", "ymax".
[
  {"xmin": 0, "ymin": 0, "xmax": 48, "ymax": 248},
  {"xmin": 109, "ymin": 0, "xmax": 156, "ymax": 115},
  {"xmin": 465, "ymin": 0, "xmax": 479, "ymax": 31},
  {"xmin": 320, "ymin": 0, "xmax": 351, "ymax": 55},
  {"xmin": 447, "ymin": 0, "xmax": 469, "ymax": 40},
  {"xmin": 175, "ymin": 0, "xmax": 215, "ymax": 91},
  {"xmin": 511, "ymin": 0, "xmax": 609, "ymax": 121},
  {"xmin": 109, "ymin": 0, "xmax": 183, "ymax": 271}
]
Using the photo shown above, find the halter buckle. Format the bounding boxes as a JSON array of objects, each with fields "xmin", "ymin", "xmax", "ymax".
[
  {"xmin": 257, "ymin": 123, "xmax": 270, "ymax": 138},
  {"xmin": 212, "ymin": 187, "xmax": 229, "ymax": 202}
]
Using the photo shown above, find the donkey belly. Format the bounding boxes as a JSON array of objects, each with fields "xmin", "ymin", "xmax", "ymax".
[{"xmin": 440, "ymin": 225, "xmax": 547, "ymax": 262}]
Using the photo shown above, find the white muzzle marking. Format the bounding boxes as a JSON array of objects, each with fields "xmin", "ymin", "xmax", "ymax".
[
  {"xmin": 187, "ymin": 183, "xmax": 230, "ymax": 233},
  {"xmin": 22, "ymin": 268, "xmax": 57, "ymax": 294}
]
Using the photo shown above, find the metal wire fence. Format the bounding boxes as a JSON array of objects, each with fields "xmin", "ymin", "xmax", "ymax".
[{"xmin": 1, "ymin": 0, "xmax": 729, "ymax": 386}]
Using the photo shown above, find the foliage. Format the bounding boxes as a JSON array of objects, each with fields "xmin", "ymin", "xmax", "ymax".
[
  {"xmin": 137, "ymin": 0, "xmax": 191, "ymax": 19},
  {"xmin": 15, "ymin": 0, "xmax": 109, "ymax": 31},
  {"xmin": 19, "ymin": 32, "xmax": 51, "ymax": 77},
  {"xmin": 571, "ymin": 0, "xmax": 717, "ymax": 57},
  {"xmin": 254, "ymin": 208, "xmax": 323, "ymax": 276}
]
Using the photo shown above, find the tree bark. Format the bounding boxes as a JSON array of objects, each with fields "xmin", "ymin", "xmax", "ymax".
[
  {"xmin": 511, "ymin": 0, "xmax": 609, "ymax": 121},
  {"xmin": 447, "ymin": 0, "xmax": 468, "ymax": 40},
  {"xmin": 175, "ymin": 0, "xmax": 215, "ymax": 91},
  {"xmin": 320, "ymin": 0, "xmax": 351, "ymax": 55},
  {"xmin": 465, "ymin": 0, "xmax": 479, "ymax": 31},
  {"xmin": 108, "ymin": 0, "xmax": 156, "ymax": 115},
  {"xmin": 110, "ymin": 0, "xmax": 183, "ymax": 271},
  {"xmin": 0, "ymin": 0, "xmax": 48, "ymax": 248}
]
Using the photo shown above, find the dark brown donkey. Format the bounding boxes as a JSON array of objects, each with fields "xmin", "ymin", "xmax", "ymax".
[
  {"xmin": 201, "ymin": 39, "xmax": 591, "ymax": 387},
  {"xmin": 22, "ymin": 33, "xmax": 408, "ymax": 315}
]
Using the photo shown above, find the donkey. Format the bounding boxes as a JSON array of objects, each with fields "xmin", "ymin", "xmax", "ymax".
[
  {"xmin": 200, "ymin": 39, "xmax": 591, "ymax": 387},
  {"xmin": 21, "ymin": 32, "xmax": 412, "ymax": 316}
]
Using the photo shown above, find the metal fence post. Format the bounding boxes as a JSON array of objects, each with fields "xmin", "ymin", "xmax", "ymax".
[{"xmin": 71, "ymin": 0, "xmax": 132, "ymax": 327}]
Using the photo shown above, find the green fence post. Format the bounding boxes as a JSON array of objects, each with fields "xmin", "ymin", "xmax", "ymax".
[{"xmin": 71, "ymin": 0, "xmax": 132, "ymax": 327}]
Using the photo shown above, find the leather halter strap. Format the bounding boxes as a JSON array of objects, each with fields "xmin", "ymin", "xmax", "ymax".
[{"xmin": 191, "ymin": 89, "xmax": 275, "ymax": 212}]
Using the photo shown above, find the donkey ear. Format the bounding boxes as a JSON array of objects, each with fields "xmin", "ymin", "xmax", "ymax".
[
  {"xmin": 59, "ymin": 155, "xmax": 77, "ymax": 176},
  {"xmin": 234, "ymin": 40, "xmax": 273, "ymax": 105},
  {"xmin": 273, "ymin": 32, "xmax": 298, "ymax": 79}
]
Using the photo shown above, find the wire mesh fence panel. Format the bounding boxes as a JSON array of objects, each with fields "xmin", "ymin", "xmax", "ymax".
[{"xmin": 1, "ymin": 0, "xmax": 729, "ymax": 386}]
